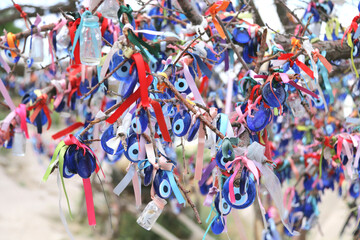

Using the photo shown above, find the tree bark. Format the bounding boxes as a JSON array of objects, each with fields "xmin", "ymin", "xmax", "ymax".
[{"xmin": 177, "ymin": 0, "xmax": 203, "ymax": 25}]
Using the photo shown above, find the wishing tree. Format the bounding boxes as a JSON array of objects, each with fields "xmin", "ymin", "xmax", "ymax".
[{"xmin": 1, "ymin": 0, "xmax": 360, "ymax": 239}]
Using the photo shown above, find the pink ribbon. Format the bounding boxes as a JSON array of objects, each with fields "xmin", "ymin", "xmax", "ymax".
[
  {"xmin": 51, "ymin": 79, "xmax": 67, "ymax": 108},
  {"xmin": 0, "ymin": 78, "xmax": 16, "ymax": 111},
  {"xmin": 278, "ymin": 73, "xmax": 319, "ymax": 99},
  {"xmin": 83, "ymin": 178, "xmax": 96, "ymax": 226},
  {"xmin": 225, "ymin": 154, "xmax": 259, "ymax": 204},
  {"xmin": 15, "ymin": 104, "xmax": 29, "ymax": 138}
]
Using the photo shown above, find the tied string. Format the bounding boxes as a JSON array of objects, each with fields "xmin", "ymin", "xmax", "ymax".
[
  {"xmin": 6, "ymin": 33, "xmax": 19, "ymax": 58},
  {"xmin": 29, "ymin": 14, "xmax": 42, "ymax": 51},
  {"xmin": 276, "ymin": 71, "xmax": 319, "ymax": 99},
  {"xmin": 278, "ymin": 53, "xmax": 314, "ymax": 80},
  {"xmin": 118, "ymin": 5, "xmax": 159, "ymax": 58},
  {"xmin": 27, "ymin": 94, "xmax": 52, "ymax": 131},
  {"xmin": 13, "ymin": 3, "xmax": 29, "ymax": 29},
  {"xmin": 325, "ymin": 18, "xmax": 340, "ymax": 40},
  {"xmin": 51, "ymin": 79, "xmax": 67, "ymax": 108},
  {"xmin": 312, "ymin": 49, "xmax": 332, "ymax": 73},
  {"xmin": 206, "ymin": 1, "xmax": 230, "ymax": 39},
  {"xmin": 291, "ymin": 38, "xmax": 301, "ymax": 53},
  {"xmin": 52, "ymin": 122, "xmax": 85, "ymax": 140},
  {"xmin": 224, "ymin": 153, "xmax": 259, "ymax": 204},
  {"xmin": 48, "ymin": 19, "xmax": 67, "ymax": 71},
  {"xmin": 347, "ymin": 32, "xmax": 359, "ymax": 78},
  {"xmin": 145, "ymin": 143, "xmax": 186, "ymax": 205},
  {"xmin": 341, "ymin": 15, "xmax": 359, "ymax": 47}
]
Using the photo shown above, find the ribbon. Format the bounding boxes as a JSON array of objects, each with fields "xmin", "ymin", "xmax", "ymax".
[
  {"xmin": 69, "ymin": 18, "xmax": 81, "ymax": 64},
  {"xmin": 13, "ymin": 3, "xmax": 28, "ymax": 28},
  {"xmin": 15, "ymin": 104, "xmax": 29, "ymax": 139},
  {"xmin": 67, "ymin": 65, "xmax": 82, "ymax": 106},
  {"xmin": 132, "ymin": 53, "xmax": 150, "ymax": 107},
  {"xmin": 51, "ymin": 79, "xmax": 67, "ymax": 108},
  {"xmin": 48, "ymin": 19, "xmax": 67, "ymax": 71},
  {"xmin": 83, "ymin": 178, "xmax": 96, "ymax": 226},
  {"xmin": 118, "ymin": 5, "xmax": 159, "ymax": 58},
  {"xmin": 199, "ymin": 159, "xmax": 217, "ymax": 186},
  {"xmin": 149, "ymin": 99, "xmax": 171, "ymax": 142},
  {"xmin": 52, "ymin": 122, "xmax": 85, "ymax": 140},
  {"xmin": 347, "ymin": 33, "xmax": 359, "ymax": 78},
  {"xmin": 0, "ymin": 55, "xmax": 11, "ymax": 73},
  {"xmin": 341, "ymin": 15, "xmax": 359, "ymax": 47},
  {"xmin": 278, "ymin": 53, "xmax": 314, "ymax": 79},
  {"xmin": 6, "ymin": 33, "xmax": 19, "ymax": 59},
  {"xmin": 0, "ymin": 78, "xmax": 16, "ymax": 111},
  {"xmin": 206, "ymin": 1, "xmax": 230, "ymax": 39},
  {"xmin": 278, "ymin": 72, "xmax": 319, "ymax": 99},
  {"xmin": 252, "ymin": 160, "xmax": 298, "ymax": 235},
  {"xmin": 27, "ymin": 94, "xmax": 52, "ymax": 130},
  {"xmin": 225, "ymin": 154, "xmax": 259, "ymax": 204},
  {"xmin": 113, "ymin": 164, "xmax": 136, "ymax": 195}
]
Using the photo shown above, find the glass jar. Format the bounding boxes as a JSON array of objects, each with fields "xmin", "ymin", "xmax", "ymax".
[
  {"xmin": 12, "ymin": 128, "xmax": 26, "ymax": 156},
  {"xmin": 30, "ymin": 35, "xmax": 44, "ymax": 63},
  {"xmin": 137, "ymin": 196, "xmax": 167, "ymax": 231},
  {"xmin": 99, "ymin": 0, "xmax": 119, "ymax": 19},
  {"xmin": 80, "ymin": 14, "xmax": 102, "ymax": 65}
]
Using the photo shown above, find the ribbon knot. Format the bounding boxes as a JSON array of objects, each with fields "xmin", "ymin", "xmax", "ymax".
[
  {"xmin": 312, "ymin": 49, "xmax": 332, "ymax": 72},
  {"xmin": 27, "ymin": 94, "xmax": 52, "ymax": 130},
  {"xmin": 206, "ymin": 1, "xmax": 230, "ymax": 39},
  {"xmin": 291, "ymin": 38, "xmax": 301, "ymax": 53}
]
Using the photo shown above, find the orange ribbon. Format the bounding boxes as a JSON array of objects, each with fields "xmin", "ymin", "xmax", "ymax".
[
  {"xmin": 7, "ymin": 33, "xmax": 19, "ymax": 58},
  {"xmin": 291, "ymin": 37, "xmax": 301, "ymax": 53},
  {"xmin": 207, "ymin": 1, "xmax": 230, "ymax": 39},
  {"xmin": 27, "ymin": 94, "xmax": 52, "ymax": 130},
  {"xmin": 312, "ymin": 49, "xmax": 332, "ymax": 73}
]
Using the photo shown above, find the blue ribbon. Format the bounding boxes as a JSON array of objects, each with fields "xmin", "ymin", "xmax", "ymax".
[{"xmin": 165, "ymin": 170, "xmax": 185, "ymax": 205}]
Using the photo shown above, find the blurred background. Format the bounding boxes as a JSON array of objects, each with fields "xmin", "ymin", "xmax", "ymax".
[{"xmin": 0, "ymin": 0, "xmax": 359, "ymax": 239}]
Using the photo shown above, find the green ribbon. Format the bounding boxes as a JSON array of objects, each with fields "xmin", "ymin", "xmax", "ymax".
[
  {"xmin": 118, "ymin": 5, "xmax": 159, "ymax": 59},
  {"xmin": 43, "ymin": 141, "xmax": 72, "ymax": 218}
]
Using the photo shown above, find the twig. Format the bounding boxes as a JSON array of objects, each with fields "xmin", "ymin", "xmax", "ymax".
[
  {"xmin": 173, "ymin": 36, "xmax": 201, "ymax": 66},
  {"xmin": 174, "ymin": 177, "xmax": 202, "ymax": 224},
  {"xmin": 254, "ymin": 28, "xmax": 267, "ymax": 73},
  {"xmin": 215, "ymin": 15, "xmax": 249, "ymax": 71},
  {"xmin": 91, "ymin": 0, "xmax": 105, "ymax": 14},
  {"xmin": 145, "ymin": 108, "xmax": 159, "ymax": 160},
  {"xmin": 278, "ymin": 0, "xmax": 312, "ymax": 35},
  {"xmin": 81, "ymin": 58, "xmax": 129, "ymax": 100}
]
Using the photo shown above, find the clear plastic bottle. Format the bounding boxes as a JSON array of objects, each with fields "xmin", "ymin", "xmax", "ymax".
[
  {"xmin": 30, "ymin": 35, "xmax": 44, "ymax": 62},
  {"xmin": 137, "ymin": 196, "xmax": 167, "ymax": 231},
  {"xmin": 12, "ymin": 128, "xmax": 26, "ymax": 156},
  {"xmin": 80, "ymin": 14, "xmax": 102, "ymax": 65}
]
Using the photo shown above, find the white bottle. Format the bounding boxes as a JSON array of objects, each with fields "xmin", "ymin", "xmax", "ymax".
[{"xmin": 137, "ymin": 196, "xmax": 167, "ymax": 231}]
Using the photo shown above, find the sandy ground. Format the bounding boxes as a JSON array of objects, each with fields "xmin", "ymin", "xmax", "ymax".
[{"xmin": 0, "ymin": 141, "xmax": 93, "ymax": 240}]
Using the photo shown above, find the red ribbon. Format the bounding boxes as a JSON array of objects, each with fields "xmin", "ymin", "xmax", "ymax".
[
  {"xmin": 278, "ymin": 53, "xmax": 314, "ymax": 79},
  {"xmin": 69, "ymin": 19, "xmax": 81, "ymax": 65},
  {"xmin": 27, "ymin": 94, "xmax": 52, "ymax": 130},
  {"xmin": 13, "ymin": 4, "xmax": 27, "ymax": 22},
  {"xmin": 52, "ymin": 122, "xmax": 84, "ymax": 140},
  {"xmin": 132, "ymin": 53, "xmax": 151, "ymax": 108},
  {"xmin": 341, "ymin": 16, "xmax": 359, "ymax": 47},
  {"xmin": 149, "ymin": 99, "xmax": 171, "ymax": 142},
  {"xmin": 67, "ymin": 65, "xmax": 82, "ymax": 106}
]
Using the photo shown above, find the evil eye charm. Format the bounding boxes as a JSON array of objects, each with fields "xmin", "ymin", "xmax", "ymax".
[
  {"xmin": 214, "ymin": 192, "xmax": 232, "ymax": 216},
  {"xmin": 149, "ymin": 60, "xmax": 158, "ymax": 73},
  {"xmin": 172, "ymin": 111, "xmax": 191, "ymax": 137},
  {"xmin": 4, "ymin": 42, "xmax": 20, "ymax": 63},
  {"xmin": 100, "ymin": 125, "xmax": 124, "ymax": 155},
  {"xmin": 104, "ymin": 152, "xmax": 123, "ymax": 164},
  {"xmin": 76, "ymin": 150, "xmax": 97, "ymax": 179},
  {"xmin": 109, "ymin": 51, "xmax": 135, "ymax": 82},
  {"xmin": 325, "ymin": 123, "xmax": 336, "ymax": 135},
  {"xmin": 246, "ymin": 103, "xmax": 272, "ymax": 132},
  {"xmin": 187, "ymin": 118, "xmax": 201, "ymax": 142},
  {"xmin": 26, "ymin": 58, "xmax": 34, "ymax": 68},
  {"xmin": 350, "ymin": 181, "xmax": 360, "ymax": 199},
  {"xmin": 233, "ymin": 27, "xmax": 250, "ymax": 44},
  {"xmin": 211, "ymin": 215, "xmax": 225, "ymax": 235},
  {"xmin": 63, "ymin": 145, "xmax": 78, "ymax": 178},
  {"xmin": 215, "ymin": 147, "xmax": 233, "ymax": 170},
  {"xmin": 174, "ymin": 78, "xmax": 191, "ymax": 94},
  {"xmin": 118, "ymin": 76, "xmax": 138, "ymax": 99},
  {"xmin": 143, "ymin": 164, "xmax": 153, "ymax": 186},
  {"xmin": 153, "ymin": 170, "xmax": 172, "ymax": 199},
  {"xmin": 261, "ymin": 82, "xmax": 286, "ymax": 107},
  {"xmin": 124, "ymin": 134, "xmax": 140, "ymax": 162},
  {"xmin": 312, "ymin": 93, "xmax": 330, "ymax": 110},
  {"xmin": 167, "ymin": 105, "xmax": 177, "ymax": 118},
  {"xmin": 222, "ymin": 173, "xmax": 256, "ymax": 209},
  {"xmin": 131, "ymin": 109, "xmax": 148, "ymax": 134}
]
